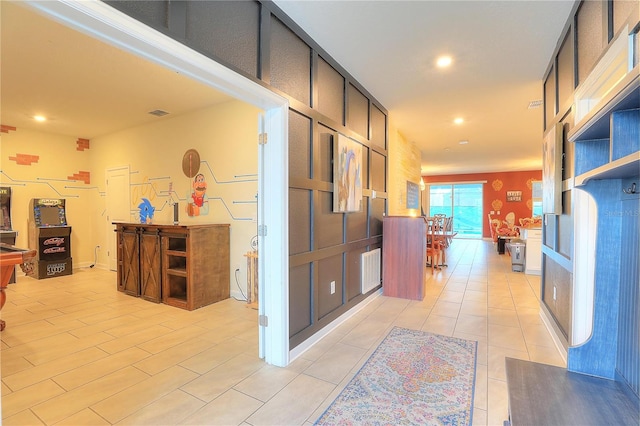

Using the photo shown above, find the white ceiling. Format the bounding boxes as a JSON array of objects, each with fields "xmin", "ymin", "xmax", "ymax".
[
  {"xmin": 0, "ymin": 2, "xmax": 233, "ymax": 140},
  {"xmin": 273, "ymin": 0, "xmax": 576, "ymax": 175},
  {"xmin": 1, "ymin": 1, "xmax": 576, "ymax": 176}
]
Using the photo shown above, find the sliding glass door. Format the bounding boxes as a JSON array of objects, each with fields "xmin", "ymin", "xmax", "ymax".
[
  {"xmin": 428, "ymin": 183, "xmax": 483, "ymax": 238},
  {"xmin": 429, "ymin": 185, "xmax": 453, "ymax": 217}
]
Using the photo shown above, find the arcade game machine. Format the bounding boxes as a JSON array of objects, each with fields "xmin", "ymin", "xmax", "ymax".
[
  {"xmin": 0, "ymin": 187, "xmax": 18, "ymax": 283},
  {"xmin": 28, "ymin": 198, "xmax": 73, "ymax": 279}
]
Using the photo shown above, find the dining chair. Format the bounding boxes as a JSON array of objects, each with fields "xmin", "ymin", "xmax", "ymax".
[{"xmin": 425, "ymin": 217, "xmax": 442, "ymax": 272}]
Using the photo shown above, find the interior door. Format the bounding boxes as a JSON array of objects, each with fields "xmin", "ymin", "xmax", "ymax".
[{"xmin": 106, "ymin": 166, "xmax": 130, "ymax": 271}]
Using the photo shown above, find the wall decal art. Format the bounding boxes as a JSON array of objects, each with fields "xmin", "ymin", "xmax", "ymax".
[
  {"xmin": 138, "ymin": 198, "xmax": 155, "ymax": 224},
  {"xmin": 187, "ymin": 173, "xmax": 209, "ymax": 217},
  {"xmin": 182, "ymin": 148, "xmax": 201, "ymax": 178},
  {"xmin": 491, "ymin": 179, "xmax": 503, "ymax": 191},
  {"xmin": 68, "ymin": 171, "xmax": 91, "ymax": 184},
  {"xmin": 76, "ymin": 138, "xmax": 90, "ymax": 151},
  {"xmin": 526, "ymin": 178, "xmax": 534, "ymax": 189},
  {"xmin": 131, "ymin": 176, "xmax": 158, "ymax": 206},
  {"xmin": 9, "ymin": 153, "xmax": 39, "ymax": 166}
]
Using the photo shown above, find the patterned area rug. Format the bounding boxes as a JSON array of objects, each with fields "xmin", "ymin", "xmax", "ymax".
[{"xmin": 315, "ymin": 327, "xmax": 477, "ymax": 426}]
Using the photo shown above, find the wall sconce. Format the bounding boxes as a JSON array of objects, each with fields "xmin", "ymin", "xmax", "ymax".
[{"xmin": 419, "ymin": 179, "xmax": 425, "ymax": 191}]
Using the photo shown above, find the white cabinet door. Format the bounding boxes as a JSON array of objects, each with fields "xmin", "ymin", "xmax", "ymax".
[{"xmin": 523, "ymin": 228, "xmax": 542, "ymax": 275}]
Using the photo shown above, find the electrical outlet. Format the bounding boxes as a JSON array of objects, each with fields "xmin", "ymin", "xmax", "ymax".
[
  {"xmin": 553, "ymin": 286, "xmax": 557, "ymax": 301},
  {"xmin": 330, "ymin": 280, "xmax": 335, "ymax": 294}
]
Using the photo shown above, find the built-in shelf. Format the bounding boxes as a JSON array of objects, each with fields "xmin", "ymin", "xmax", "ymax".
[
  {"xmin": 568, "ymin": 67, "xmax": 639, "ymax": 143},
  {"xmin": 569, "ymin": 65, "xmax": 639, "ymax": 187},
  {"xmin": 574, "ymin": 152, "xmax": 640, "ymax": 186}
]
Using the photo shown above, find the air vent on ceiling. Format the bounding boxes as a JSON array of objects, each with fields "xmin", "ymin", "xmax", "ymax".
[
  {"xmin": 148, "ymin": 109, "xmax": 169, "ymax": 117},
  {"xmin": 527, "ymin": 100, "xmax": 543, "ymax": 109}
]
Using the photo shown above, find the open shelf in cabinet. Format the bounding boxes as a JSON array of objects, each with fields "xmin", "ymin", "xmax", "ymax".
[
  {"xmin": 567, "ymin": 65, "xmax": 640, "ymax": 142},
  {"xmin": 165, "ymin": 251, "xmax": 187, "ymax": 274},
  {"xmin": 165, "ymin": 235, "xmax": 187, "ymax": 252},
  {"xmin": 165, "ymin": 273, "xmax": 188, "ymax": 307},
  {"xmin": 569, "ymin": 68, "xmax": 639, "ymax": 142},
  {"xmin": 570, "ymin": 68, "xmax": 639, "ymax": 187},
  {"xmin": 574, "ymin": 152, "xmax": 640, "ymax": 186}
]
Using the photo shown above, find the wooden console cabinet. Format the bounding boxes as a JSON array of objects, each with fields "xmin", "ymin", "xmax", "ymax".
[
  {"xmin": 382, "ymin": 216, "xmax": 427, "ymax": 300},
  {"xmin": 115, "ymin": 223, "xmax": 230, "ymax": 310}
]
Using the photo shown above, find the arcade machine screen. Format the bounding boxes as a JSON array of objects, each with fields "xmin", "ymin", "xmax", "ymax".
[{"xmin": 35, "ymin": 204, "xmax": 67, "ymax": 227}]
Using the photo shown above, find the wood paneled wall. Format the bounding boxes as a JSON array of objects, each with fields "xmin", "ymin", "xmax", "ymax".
[
  {"xmin": 542, "ymin": 0, "xmax": 639, "ymax": 394},
  {"xmin": 105, "ymin": 0, "xmax": 389, "ymax": 349}
]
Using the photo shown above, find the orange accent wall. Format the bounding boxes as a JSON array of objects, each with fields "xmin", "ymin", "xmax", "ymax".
[{"xmin": 423, "ymin": 170, "xmax": 542, "ymax": 238}]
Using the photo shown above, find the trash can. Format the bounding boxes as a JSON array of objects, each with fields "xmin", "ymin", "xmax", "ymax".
[
  {"xmin": 507, "ymin": 240, "xmax": 526, "ymax": 272},
  {"xmin": 497, "ymin": 236, "xmax": 510, "ymax": 254}
]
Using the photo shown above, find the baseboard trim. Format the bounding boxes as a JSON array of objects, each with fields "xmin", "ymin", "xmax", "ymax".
[
  {"xmin": 539, "ymin": 303, "xmax": 568, "ymax": 364},
  {"xmin": 289, "ymin": 289, "xmax": 382, "ymax": 362}
]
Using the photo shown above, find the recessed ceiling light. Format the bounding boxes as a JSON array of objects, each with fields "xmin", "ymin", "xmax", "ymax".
[
  {"xmin": 436, "ymin": 55, "xmax": 453, "ymax": 68},
  {"xmin": 459, "ymin": 140, "xmax": 469, "ymax": 145},
  {"xmin": 34, "ymin": 115, "xmax": 46, "ymax": 122},
  {"xmin": 453, "ymin": 117, "xmax": 464, "ymax": 125}
]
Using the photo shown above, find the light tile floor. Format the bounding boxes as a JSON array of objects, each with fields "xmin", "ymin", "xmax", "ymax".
[{"xmin": 1, "ymin": 239, "xmax": 565, "ymax": 425}]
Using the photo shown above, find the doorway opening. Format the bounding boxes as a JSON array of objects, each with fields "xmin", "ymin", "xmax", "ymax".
[{"xmin": 24, "ymin": 0, "xmax": 290, "ymax": 367}]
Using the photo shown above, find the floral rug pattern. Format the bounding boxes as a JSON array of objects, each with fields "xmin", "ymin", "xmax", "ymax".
[{"xmin": 315, "ymin": 327, "xmax": 477, "ymax": 426}]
